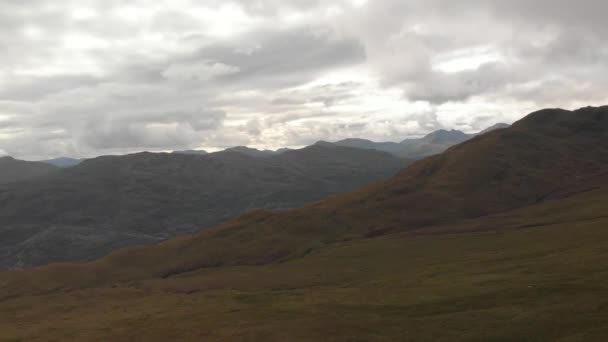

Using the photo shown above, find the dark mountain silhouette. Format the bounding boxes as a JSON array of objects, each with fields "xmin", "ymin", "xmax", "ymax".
[
  {"xmin": 223, "ymin": 146, "xmax": 283, "ymax": 157},
  {"xmin": 172, "ymin": 149, "xmax": 208, "ymax": 155},
  {"xmin": 0, "ymin": 145, "xmax": 407, "ymax": 269},
  {"xmin": 0, "ymin": 157, "xmax": 58, "ymax": 184}
]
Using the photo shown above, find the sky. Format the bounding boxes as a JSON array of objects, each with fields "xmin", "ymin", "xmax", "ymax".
[{"xmin": 1, "ymin": 0, "xmax": 607, "ymax": 159}]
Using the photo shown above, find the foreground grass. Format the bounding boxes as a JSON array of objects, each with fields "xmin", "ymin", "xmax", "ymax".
[{"xmin": 1, "ymin": 196, "xmax": 608, "ymax": 341}]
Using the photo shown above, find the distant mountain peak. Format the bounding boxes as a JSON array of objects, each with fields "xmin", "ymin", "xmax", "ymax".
[
  {"xmin": 224, "ymin": 146, "xmax": 287, "ymax": 157},
  {"xmin": 172, "ymin": 149, "xmax": 208, "ymax": 156},
  {"xmin": 422, "ymin": 129, "xmax": 468, "ymax": 144},
  {"xmin": 42, "ymin": 157, "xmax": 82, "ymax": 168}
]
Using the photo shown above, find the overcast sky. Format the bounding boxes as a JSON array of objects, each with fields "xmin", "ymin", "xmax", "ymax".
[{"xmin": 1, "ymin": 0, "xmax": 607, "ymax": 159}]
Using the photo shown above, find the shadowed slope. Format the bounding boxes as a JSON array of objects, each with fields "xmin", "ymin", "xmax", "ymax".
[
  {"xmin": 1, "ymin": 147, "xmax": 608, "ymax": 341},
  {"xmin": 0, "ymin": 157, "xmax": 58, "ymax": 184},
  {"xmin": 0, "ymin": 145, "xmax": 407, "ymax": 269},
  {"xmin": 1, "ymin": 106, "xmax": 606, "ymax": 292},
  {"xmin": 0, "ymin": 107, "xmax": 608, "ymax": 341}
]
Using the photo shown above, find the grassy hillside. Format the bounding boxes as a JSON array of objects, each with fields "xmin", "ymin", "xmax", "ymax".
[
  {"xmin": 0, "ymin": 183, "xmax": 607, "ymax": 341},
  {"xmin": 0, "ymin": 106, "xmax": 606, "ymax": 340}
]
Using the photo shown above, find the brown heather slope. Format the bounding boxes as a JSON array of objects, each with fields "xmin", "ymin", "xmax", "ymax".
[
  {"xmin": 0, "ymin": 153, "xmax": 608, "ymax": 341},
  {"xmin": 0, "ymin": 106, "xmax": 607, "ymax": 295}
]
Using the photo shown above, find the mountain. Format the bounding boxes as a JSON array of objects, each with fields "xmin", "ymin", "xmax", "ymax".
[
  {"xmin": 0, "ymin": 107, "xmax": 605, "ymax": 341},
  {"xmin": 477, "ymin": 122, "xmax": 510, "ymax": 134},
  {"xmin": 0, "ymin": 156, "xmax": 58, "ymax": 184},
  {"xmin": 416, "ymin": 128, "xmax": 469, "ymax": 144},
  {"xmin": 172, "ymin": 149, "xmax": 208, "ymax": 155},
  {"xmin": 0, "ymin": 145, "xmax": 407, "ymax": 270},
  {"xmin": 35, "ymin": 106, "xmax": 604, "ymax": 274},
  {"xmin": 41, "ymin": 157, "xmax": 82, "ymax": 168},
  {"xmin": 223, "ymin": 146, "xmax": 288, "ymax": 157},
  {"xmin": 320, "ymin": 124, "xmax": 510, "ymax": 159}
]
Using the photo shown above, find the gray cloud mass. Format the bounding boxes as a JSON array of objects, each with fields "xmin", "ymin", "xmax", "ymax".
[{"xmin": 0, "ymin": 0, "xmax": 606, "ymax": 159}]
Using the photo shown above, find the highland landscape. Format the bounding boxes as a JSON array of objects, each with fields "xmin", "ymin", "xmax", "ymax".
[
  {"xmin": 0, "ymin": 107, "xmax": 607, "ymax": 341},
  {"xmin": 1, "ymin": 1, "xmax": 608, "ymax": 341}
]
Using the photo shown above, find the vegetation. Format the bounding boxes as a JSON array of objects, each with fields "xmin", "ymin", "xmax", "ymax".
[
  {"xmin": 0, "ymin": 106, "xmax": 606, "ymax": 340},
  {"xmin": 0, "ymin": 145, "xmax": 407, "ymax": 269},
  {"xmin": 1, "ymin": 186, "xmax": 607, "ymax": 341}
]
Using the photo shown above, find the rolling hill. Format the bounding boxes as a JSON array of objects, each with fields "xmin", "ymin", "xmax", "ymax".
[
  {"xmin": 0, "ymin": 106, "xmax": 606, "ymax": 341},
  {"xmin": 0, "ymin": 156, "xmax": 58, "ymax": 184},
  {"xmin": 0, "ymin": 145, "xmax": 407, "ymax": 270}
]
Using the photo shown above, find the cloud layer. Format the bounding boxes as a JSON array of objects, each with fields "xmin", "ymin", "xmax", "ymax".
[{"xmin": 1, "ymin": 0, "xmax": 607, "ymax": 159}]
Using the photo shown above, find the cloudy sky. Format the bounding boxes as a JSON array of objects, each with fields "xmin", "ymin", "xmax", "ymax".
[{"xmin": 1, "ymin": 0, "xmax": 607, "ymax": 159}]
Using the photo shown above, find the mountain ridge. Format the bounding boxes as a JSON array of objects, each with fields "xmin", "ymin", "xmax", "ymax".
[
  {"xmin": 4, "ymin": 106, "xmax": 604, "ymax": 282},
  {"xmin": 0, "ymin": 145, "xmax": 408, "ymax": 270},
  {"xmin": 0, "ymin": 106, "xmax": 607, "ymax": 341},
  {"xmin": 318, "ymin": 123, "xmax": 510, "ymax": 159}
]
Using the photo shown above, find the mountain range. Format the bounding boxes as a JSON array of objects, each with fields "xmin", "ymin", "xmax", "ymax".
[
  {"xmin": 27, "ymin": 106, "xmax": 603, "ymax": 274},
  {"xmin": 0, "ymin": 145, "xmax": 408, "ymax": 269},
  {"xmin": 0, "ymin": 107, "xmax": 605, "ymax": 341},
  {"xmin": 0, "ymin": 125, "xmax": 505, "ymax": 270},
  {"xmin": 317, "ymin": 123, "xmax": 509, "ymax": 159},
  {"xmin": 32, "ymin": 124, "xmax": 508, "ymax": 170}
]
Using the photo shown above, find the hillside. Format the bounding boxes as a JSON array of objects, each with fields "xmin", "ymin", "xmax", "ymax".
[
  {"xmin": 0, "ymin": 157, "xmax": 58, "ymax": 184},
  {"xmin": 223, "ymin": 146, "xmax": 285, "ymax": 157},
  {"xmin": 0, "ymin": 106, "xmax": 606, "ymax": 341},
  {"xmin": 61, "ymin": 106, "xmax": 606, "ymax": 281},
  {"xmin": 318, "ymin": 124, "xmax": 508, "ymax": 159},
  {"xmin": 0, "ymin": 145, "xmax": 407, "ymax": 269}
]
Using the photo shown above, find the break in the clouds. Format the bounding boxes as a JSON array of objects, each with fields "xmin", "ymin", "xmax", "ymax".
[{"xmin": 1, "ymin": 0, "xmax": 607, "ymax": 159}]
